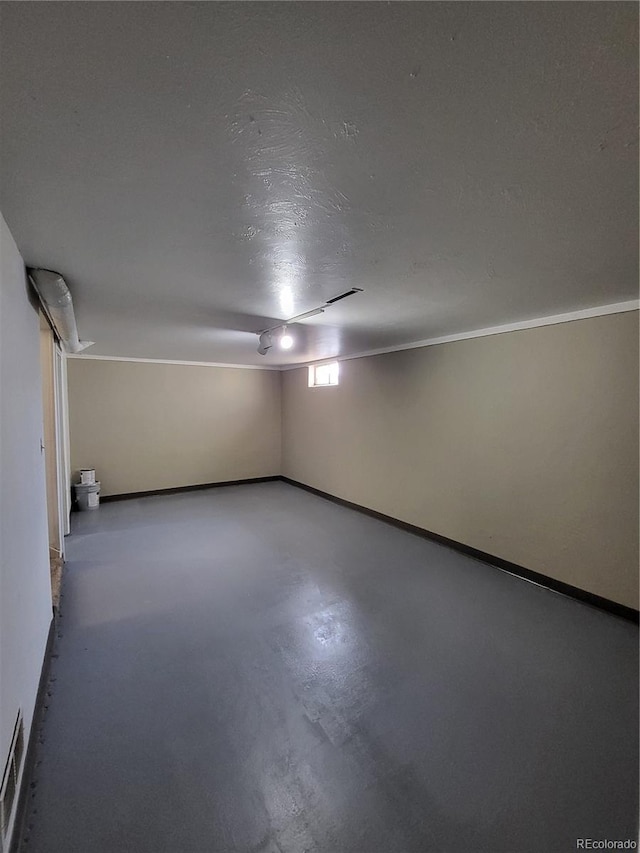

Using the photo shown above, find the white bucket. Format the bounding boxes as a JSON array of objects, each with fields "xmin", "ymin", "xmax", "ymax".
[
  {"xmin": 80, "ymin": 468, "xmax": 96, "ymax": 485},
  {"xmin": 75, "ymin": 481, "xmax": 100, "ymax": 511}
]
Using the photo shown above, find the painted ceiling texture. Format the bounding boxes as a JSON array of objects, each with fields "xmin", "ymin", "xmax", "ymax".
[{"xmin": 0, "ymin": 2, "xmax": 637, "ymax": 366}]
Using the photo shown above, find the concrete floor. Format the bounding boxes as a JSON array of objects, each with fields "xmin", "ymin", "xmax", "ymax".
[{"xmin": 22, "ymin": 482, "xmax": 638, "ymax": 852}]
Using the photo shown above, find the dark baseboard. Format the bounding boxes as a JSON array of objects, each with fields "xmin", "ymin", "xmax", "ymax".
[
  {"xmin": 280, "ymin": 477, "xmax": 639, "ymax": 624},
  {"xmin": 10, "ymin": 610, "xmax": 57, "ymax": 853},
  {"xmin": 99, "ymin": 476, "xmax": 280, "ymax": 503}
]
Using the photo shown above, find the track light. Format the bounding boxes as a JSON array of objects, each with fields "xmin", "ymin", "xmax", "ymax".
[
  {"xmin": 255, "ymin": 287, "xmax": 364, "ymax": 355},
  {"xmin": 257, "ymin": 331, "xmax": 272, "ymax": 355},
  {"xmin": 279, "ymin": 327, "xmax": 293, "ymax": 349}
]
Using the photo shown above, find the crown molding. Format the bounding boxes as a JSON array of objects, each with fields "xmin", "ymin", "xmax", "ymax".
[
  {"xmin": 280, "ymin": 299, "xmax": 640, "ymax": 370},
  {"xmin": 66, "ymin": 354, "xmax": 280, "ymax": 371},
  {"xmin": 66, "ymin": 300, "xmax": 639, "ymax": 371}
]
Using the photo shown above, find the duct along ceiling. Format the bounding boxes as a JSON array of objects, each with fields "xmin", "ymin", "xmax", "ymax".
[{"xmin": 0, "ymin": 2, "xmax": 637, "ymax": 366}]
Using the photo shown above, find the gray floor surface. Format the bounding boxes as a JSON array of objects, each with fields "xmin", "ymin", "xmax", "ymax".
[{"xmin": 21, "ymin": 482, "xmax": 638, "ymax": 853}]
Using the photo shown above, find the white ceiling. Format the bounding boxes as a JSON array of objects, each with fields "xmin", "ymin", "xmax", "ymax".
[{"xmin": 1, "ymin": 2, "xmax": 637, "ymax": 366}]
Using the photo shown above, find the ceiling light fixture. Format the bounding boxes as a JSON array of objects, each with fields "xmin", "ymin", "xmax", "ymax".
[
  {"xmin": 255, "ymin": 288, "xmax": 363, "ymax": 356},
  {"xmin": 257, "ymin": 331, "xmax": 272, "ymax": 355},
  {"xmin": 279, "ymin": 327, "xmax": 294, "ymax": 349}
]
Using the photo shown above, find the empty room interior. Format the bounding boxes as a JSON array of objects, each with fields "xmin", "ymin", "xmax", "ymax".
[{"xmin": 0, "ymin": 3, "xmax": 638, "ymax": 852}]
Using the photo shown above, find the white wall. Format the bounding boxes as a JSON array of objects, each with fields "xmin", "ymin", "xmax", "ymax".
[
  {"xmin": 0, "ymin": 213, "xmax": 53, "ymax": 847},
  {"xmin": 67, "ymin": 358, "xmax": 282, "ymax": 496},
  {"xmin": 283, "ymin": 312, "xmax": 640, "ymax": 610}
]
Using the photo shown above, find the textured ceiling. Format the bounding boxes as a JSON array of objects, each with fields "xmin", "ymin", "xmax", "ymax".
[{"xmin": 0, "ymin": 2, "xmax": 637, "ymax": 366}]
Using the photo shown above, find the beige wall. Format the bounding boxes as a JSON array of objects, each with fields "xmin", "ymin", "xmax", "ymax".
[
  {"xmin": 282, "ymin": 312, "xmax": 639, "ymax": 610},
  {"xmin": 68, "ymin": 359, "xmax": 281, "ymax": 496}
]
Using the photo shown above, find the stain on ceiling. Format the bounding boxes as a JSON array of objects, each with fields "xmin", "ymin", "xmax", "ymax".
[{"xmin": 0, "ymin": 2, "xmax": 637, "ymax": 365}]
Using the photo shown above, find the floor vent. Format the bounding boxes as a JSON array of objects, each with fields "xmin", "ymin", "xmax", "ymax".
[{"xmin": 1, "ymin": 710, "xmax": 24, "ymax": 839}]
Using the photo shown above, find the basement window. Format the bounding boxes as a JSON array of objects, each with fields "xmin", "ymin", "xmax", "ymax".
[{"xmin": 308, "ymin": 362, "xmax": 340, "ymax": 387}]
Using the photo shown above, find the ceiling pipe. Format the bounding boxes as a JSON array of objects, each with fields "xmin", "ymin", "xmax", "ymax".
[{"xmin": 28, "ymin": 268, "xmax": 94, "ymax": 354}]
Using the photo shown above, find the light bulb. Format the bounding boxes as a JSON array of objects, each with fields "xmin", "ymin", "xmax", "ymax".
[{"xmin": 280, "ymin": 332, "xmax": 294, "ymax": 350}]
